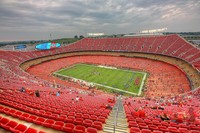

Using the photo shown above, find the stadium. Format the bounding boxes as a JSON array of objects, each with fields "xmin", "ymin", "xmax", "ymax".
[
  {"xmin": 0, "ymin": 32, "xmax": 200, "ymax": 133},
  {"xmin": 0, "ymin": 0, "xmax": 200, "ymax": 133}
]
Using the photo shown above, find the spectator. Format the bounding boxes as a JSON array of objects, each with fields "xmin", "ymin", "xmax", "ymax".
[
  {"xmin": 158, "ymin": 106, "xmax": 165, "ymax": 110},
  {"xmin": 35, "ymin": 90, "xmax": 40, "ymax": 97},
  {"xmin": 138, "ymin": 107, "xmax": 146, "ymax": 118},
  {"xmin": 106, "ymin": 104, "xmax": 112, "ymax": 110},
  {"xmin": 71, "ymin": 98, "xmax": 75, "ymax": 104},
  {"xmin": 79, "ymin": 96, "xmax": 83, "ymax": 101},
  {"xmin": 56, "ymin": 91, "xmax": 60, "ymax": 96},
  {"xmin": 132, "ymin": 109, "xmax": 140, "ymax": 117},
  {"xmin": 75, "ymin": 96, "xmax": 79, "ymax": 102},
  {"xmin": 20, "ymin": 87, "xmax": 26, "ymax": 92},
  {"xmin": 160, "ymin": 113, "xmax": 170, "ymax": 121},
  {"xmin": 187, "ymin": 107, "xmax": 196, "ymax": 123},
  {"xmin": 172, "ymin": 113, "xmax": 185, "ymax": 123}
]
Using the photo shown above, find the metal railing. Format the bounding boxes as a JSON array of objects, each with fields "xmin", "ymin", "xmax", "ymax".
[{"xmin": 113, "ymin": 98, "xmax": 120, "ymax": 133}]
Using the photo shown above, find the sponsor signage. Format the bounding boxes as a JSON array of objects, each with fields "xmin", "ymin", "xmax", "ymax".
[{"xmin": 14, "ymin": 44, "xmax": 26, "ymax": 50}]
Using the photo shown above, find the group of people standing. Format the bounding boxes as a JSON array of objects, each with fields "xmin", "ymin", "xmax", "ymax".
[{"xmin": 20, "ymin": 87, "xmax": 40, "ymax": 97}]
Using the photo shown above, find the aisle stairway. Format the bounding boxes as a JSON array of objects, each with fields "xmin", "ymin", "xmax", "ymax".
[{"xmin": 103, "ymin": 97, "xmax": 128, "ymax": 133}]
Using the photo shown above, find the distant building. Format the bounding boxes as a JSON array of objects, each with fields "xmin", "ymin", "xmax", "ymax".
[{"xmin": 87, "ymin": 33, "xmax": 105, "ymax": 37}]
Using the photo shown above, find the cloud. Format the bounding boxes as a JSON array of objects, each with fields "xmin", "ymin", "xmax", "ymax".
[{"xmin": 0, "ymin": 0, "xmax": 199, "ymax": 41}]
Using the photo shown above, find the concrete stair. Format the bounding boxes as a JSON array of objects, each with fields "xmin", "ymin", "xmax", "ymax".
[{"xmin": 103, "ymin": 97, "xmax": 128, "ymax": 133}]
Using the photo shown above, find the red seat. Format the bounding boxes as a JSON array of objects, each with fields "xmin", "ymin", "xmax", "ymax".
[
  {"xmin": 0, "ymin": 118, "xmax": 10, "ymax": 127},
  {"xmin": 68, "ymin": 112, "xmax": 75, "ymax": 116},
  {"xmin": 39, "ymin": 131, "xmax": 46, "ymax": 133},
  {"xmin": 179, "ymin": 127, "xmax": 190, "ymax": 133},
  {"xmin": 63, "ymin": 123, "xmax": 75, "ymax": 133},
  {"xmin": 42, "ymin": 112, "xmax": 52, "ymax": 118},
  {"xmin": 158, "ymin": 125, "xmax": 169, "ymax": 132},
  {"xmin": 170, "ymin": 122, "xmax": 179, "ymax": 128},
  {"xmin": 3, "ymin": 107, "xmax": 10, "ymax": 114},
  {"xmin": 130, "ymin": 127, "xmax": 141, "ymax": 133},
  {"xmin": 179, "ymin": 124, "xmax": 190, "ymax": 129},
  {"xmin": 190, "ymin": 130, "xmax": 200, "ymax": 133},
  {"xmin": 138, "ymin": 123, "xmax": 148, "ymax": 129},
  {"xmin": 52, "ymin": 121, "xmax": 64, "ymax": 131},
  {"xmin": 90, "ymin": 115, "xmax": 98, "ymax": 121},
  {"xmin": 144, "ymin": 119, "xmax": 152, "ymax": 125},
  {"xmin": 101, "ymin": 113, "xmax": 108, "ymax": 118},
  {"xmin": 141, "ymin": 129, "xmax": 152, "ymax": 133},
  {"xmin": 34, "ymin": 117, "xmax": 45, "ymax": 125},
  {"xmin": 83, "ymin": 119, "xmax": 93, "ymax": 127},
  {"xmin": 127, "ymin": 116, "xmax": 135, "ymax": 122},
  {"xmin": 76, "ymin": 113, "xmax": 83, "ymax": 118},
  {"xmin": 26, "ymin": 115, "xmax": 37, "ymax": 122},
  {"xmin": 190, "ymin": 125, "xmax": 200, "ymax": 131},
  {"xmin": 136, "ymin": 118, "xmax": 144, "ymax": 123},
  {"xmin": 10, "ymin": 124, "xmax": 27, "ymax": 133},
  {"xmin": 128, "ymin": 121, "xmax": 138, "ymax": 128},
  {"xmin": 25, "ymin": 127, "xmax": 38, "ymax": 133},
  {"xmin": 92, "ymin": 121, "xmax": 102, "ymax": 130},
  {"xmin": 161, "ymin": 121, "xmax": 169, "ymax": 127},
  {"xmin": 153, "ymin": 131, "xmax": 163, "ymax": 133},
  {"xmin": 57, "ymin": 115, "xmax": 67, "ymax": 121},
  {"xmin": 4, "ymin": 120, "xmax": 18, "ymax": 131},
  {"xmin": 86, "ymin": 127, "xmax": 98, "ymax": 133},
  {"xmin": 65, "ymin": 116, "xmax": 75, "ymax": 123},
  {"xmin": 49, "ymin": 114, "xmax": 59, "ymax": 120},
  {"xmin": 148, "ymin": 124, "xmax": 158, "ymax": 131},
  {"xmin": 152, "ymin": 120, "xmax": 161, "ymax": 126},
  {"xmin": 7, "ymin": 109, "xmax": 16, "ymax": 116},
  {"xmin": 19, "ymin": 113, "xmax": 30, "ymax": 120},
  {"xmin": 43, "ymin": 119, "xmax": 55, "ymax": 128},
  {"xmin": 97, "ymin": 116, "xmax": 106, "ymax": 123},
  {"xmin": 0, "ymin": 106, "xmax": 4, "ymax": 113},
  {"xmin": 94, "ymin": 112, "xmax": 101, "ymax": 117},
  {"xmin": 74, "ymin": 125, "xmax": 86, "ymax": 133},
  {"xmin": 168, "ymin": 127, "xmax": 179, "ymax": 133},
  {"xmin": 13, "ymin": 111, "xmax": 22, "ymax": 118},
  {"xmin": 74, "ymin": 118, "xmax": 84, "ymax": 125},
  {"xmin": 83, "ymin": 114, "xmax": 90, "ymax": 119}
]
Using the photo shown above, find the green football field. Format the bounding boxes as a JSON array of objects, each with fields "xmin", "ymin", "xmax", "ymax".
[{"xmin": 54, "ymin": 64, "xmax": 146, "ymax": 94}]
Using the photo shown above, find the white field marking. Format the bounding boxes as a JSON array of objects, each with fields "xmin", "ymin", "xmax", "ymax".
[
  {"xmin": 98, "ymin": 65, "xmax": 117, "ymax": 69},
  {"xmin": 54, "ymin": 63, "xmax": 147, "ymax": 96},
  {"xmin": 138, "ymin": 73, "xmax": 147, "ymax": 96}
]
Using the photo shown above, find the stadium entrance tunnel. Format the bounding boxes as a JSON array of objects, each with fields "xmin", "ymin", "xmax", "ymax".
[{"xmin": 20, "ymin": 51, "xmax": 197, "ymax": 97}]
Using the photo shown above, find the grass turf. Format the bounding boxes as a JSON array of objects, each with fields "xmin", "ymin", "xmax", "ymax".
[{"xmin": 55, "ymin": 64, "xmax": 145, "ymax": 94}]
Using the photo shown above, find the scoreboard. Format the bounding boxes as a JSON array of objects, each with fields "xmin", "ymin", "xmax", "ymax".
[{"xmin": 35, "ymin": 42, "xmax": 61, "ymax": 50}]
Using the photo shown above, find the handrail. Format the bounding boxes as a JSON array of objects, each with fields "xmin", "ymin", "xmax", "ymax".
[{"xmin": 113, "ymin": 97, "xmax": 120, "ymax": 133}]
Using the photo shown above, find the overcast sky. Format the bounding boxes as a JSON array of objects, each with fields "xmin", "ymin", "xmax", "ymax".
[{"xmin": 0, "ymin": 0, "xmax": 199, "ymax": 41}]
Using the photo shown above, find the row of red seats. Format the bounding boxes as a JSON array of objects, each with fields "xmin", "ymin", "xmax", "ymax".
[
  {"xmin": 0, "ymin": 104, "xmax": 101, "ymax": 133},
  {"xmin": 130, "ymin": 126, "xmax": 200, "ymax": 133},
  {"xmin": 128, "ymin": 120, "xmax": 200, "ymax": 132},
  {"xmin": 0, "ymin": 86, "xmax": 112, "ymax": 132},
  {"xmin": 0, "ymin": 115, "xmax": 44, "ymax": 133},
  {"xmin": 0, "ymin": 90, "xmax": 111, "ymax": 119}
]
